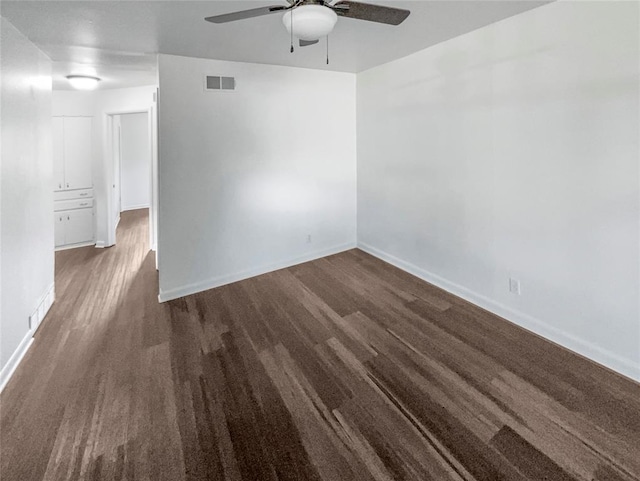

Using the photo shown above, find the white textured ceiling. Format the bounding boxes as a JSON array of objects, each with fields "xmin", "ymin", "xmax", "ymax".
[{"xmin": 1, "ymin": 1, "xmax": 550, "ymax": 90}]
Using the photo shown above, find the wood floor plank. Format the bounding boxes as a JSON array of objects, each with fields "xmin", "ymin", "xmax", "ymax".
[
  {"xmin": 490, "ymin": 425, "xmax": 576, "ymax": 481},
  {"xmin": 1, "ymin": 209, "xmax": 638, "ymax": 481}
]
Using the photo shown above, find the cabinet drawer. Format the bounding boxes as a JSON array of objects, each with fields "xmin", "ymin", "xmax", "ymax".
[
  {"xmin": 54, "ymin": 188, "xmax": 93, "ymax": 201},
  {"xmin": 54, "ymin": 198, "xmax": 94, "ymax": 211}
]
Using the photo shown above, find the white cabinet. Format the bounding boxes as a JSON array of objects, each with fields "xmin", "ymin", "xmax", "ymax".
[
  {"xmin": 54, "ymin": 208, "xmax": 94, "ymax": 248},
  {"xmin": 53, "ymin": 117, "xmax": 65, "ymax": 191},
  {"xmin": 63, "ymin": 117, "xmax": 93, "ymax": 190},
  {"xmin": 54, "ymin": 213, "xmax": 65, "ymax": 247},
  {"xmin": 53, "ymin": 116, "xmax": 95, "ymax": 250},
  {"xmin": 65, "ymin": 209, "xmax": 94, "ymax": 245},
  {"xmin": 53, "ymin": 116, "xmax": 93, "ymax": 191}
]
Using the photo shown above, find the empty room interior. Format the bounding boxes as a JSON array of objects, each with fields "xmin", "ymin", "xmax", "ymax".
[{"xmin": 1, "ymin": 0, "xmax": 639, "ymax": 479}]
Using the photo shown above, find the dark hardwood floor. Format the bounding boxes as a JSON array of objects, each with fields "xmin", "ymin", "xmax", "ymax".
[{"xmin": 1, "ymin": 209, "xmax": 639, "ymax": 481}]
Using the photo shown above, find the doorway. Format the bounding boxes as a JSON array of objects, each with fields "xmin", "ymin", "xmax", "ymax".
[
  {"xmin": 118, "ymin": 113, "xmax": 150, "ymax": 217},
  {"xmin": 107, "ymin": 107, "xmax": 157, "ymax": 258}
]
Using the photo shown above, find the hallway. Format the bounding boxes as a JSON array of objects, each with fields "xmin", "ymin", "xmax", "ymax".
[{"xmin": 1, "ymin": 209, "xmax": 160, "ymax": 480}]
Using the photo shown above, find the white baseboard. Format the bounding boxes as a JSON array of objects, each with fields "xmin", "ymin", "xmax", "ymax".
[
  {"xmin": 121, "ymin": 204, "xmax": 149, "ymax": 212},
  {"xmin": 357, "ymin": 242, "xmax": 640, "ymax": 383},
  {"xmin": 0, "ymin": 283, "xmax": 55, "ymax": 393},
  {"xmin": 158, "ymin": 242, "xmax": 357, "ymax": 303},
  {"xmin": 0, "ymin": 333, "xmax": 34, "ymax": 394},
  {"xmin": 95, "ymin": 240, "xmax": 107, "ymax": 249},
  {"xmin": 55, "ymin": 241, "xmax": 95, "ymax": 252}
]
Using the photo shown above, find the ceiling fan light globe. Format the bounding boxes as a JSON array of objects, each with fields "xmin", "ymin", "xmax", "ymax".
[{"xmin": 283, "ymin": 5, "xmax": 338, "ymax": 41}]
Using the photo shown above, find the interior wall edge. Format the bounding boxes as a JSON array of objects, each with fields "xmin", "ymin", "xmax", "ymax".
[
  {"xmin": 158, "ymin": 241, "xmax": 357, "ymax": 303},
  {"xmin": 357, "ymin": 241, "xmax": 640, "ymax": 383}
]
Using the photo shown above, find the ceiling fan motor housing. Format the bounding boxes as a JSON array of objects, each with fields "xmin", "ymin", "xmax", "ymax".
[{"xmin": 283, "ymin": 5, "xmax": 338, "ymax": 41}]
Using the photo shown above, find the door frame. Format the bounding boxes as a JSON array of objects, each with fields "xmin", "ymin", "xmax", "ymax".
[
  {"xmin": 105, "ymin": 107, "xmax": 157, "ymax": 255},
  {"xmin": 112, "ymin": 115, "xmax": 122, "ymax": 230}
]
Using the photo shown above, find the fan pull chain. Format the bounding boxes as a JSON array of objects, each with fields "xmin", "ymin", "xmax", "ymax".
[
  {"xmin": 290, "ymin": 11, "xmax": 294, "ymax": 53},
  {"xmin": 326, "ymin": 35, "xmax": 329, "ymax": 65}
]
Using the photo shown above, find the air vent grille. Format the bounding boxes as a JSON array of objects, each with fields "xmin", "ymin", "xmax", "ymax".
[
  {"xmin": 205, "ymin": 76, "xmax": 235, "ymax": 91},
  {"xmin": 206, "ymin": 76, "xmax": 221, "ymax": 90}
]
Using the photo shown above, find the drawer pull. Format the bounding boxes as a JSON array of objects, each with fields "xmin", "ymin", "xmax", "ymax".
[
  {"xmin": 79, "ymin": 193, "xmax": 88, "ymax": 196},
  {"xmin": 79, "ymin": 202, "xmax": 89, "ymax": 206}
]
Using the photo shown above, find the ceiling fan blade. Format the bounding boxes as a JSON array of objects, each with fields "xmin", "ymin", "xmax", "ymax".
[
  {"xmin": 205, "ymin": 5, "xmax": 288, "ymax": 24},
  {"xmin": 299, "ymin": 39, "xmax": 319, "ymax": 47},
  {"xmin": 332, "ymin": 1, "xmax": 410, "ymax": 25}
]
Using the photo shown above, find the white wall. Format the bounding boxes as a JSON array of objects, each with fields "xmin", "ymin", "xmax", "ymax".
[
  {"xmin": 0, "ymin": 18, "xmax": 53, "ymax": 384},
  {"xmin": 158, "ymin": 54, "xmax": 356, "ymax": 301},
  {"xmin": 52, "ymin": 86, "xmax": 156, "ymax": 247},
  {"xmin": 52, "ymin": 90, "xmax": 94, "ymax": 116},
  {"xmin": 120, "ymin": 112, "xmax": 150, "ymax": 211},
  {"xmin": 357, "ymin": 0, "xmax": 640, "ymax": 380}
]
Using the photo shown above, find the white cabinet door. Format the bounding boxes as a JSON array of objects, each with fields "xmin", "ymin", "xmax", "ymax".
[
  {"xmin": 65, "ymin": 209, "xmax": 94, "ymax": 245},
  {"xmin": 53, "ymin": 117, "xmax": 65, "ymax": 191},
  {"xmin": 63, "ymin": 117, "xmax": 92, "ymax": 190},
  {"xmin": 54, "ymin": 213, "xmax": 65, "ymax": 247}
]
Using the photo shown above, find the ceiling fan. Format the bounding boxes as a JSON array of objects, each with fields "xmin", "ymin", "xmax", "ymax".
[{"xmin": 205, "ymin": 0, "xmax": 410, "ymax": 49}]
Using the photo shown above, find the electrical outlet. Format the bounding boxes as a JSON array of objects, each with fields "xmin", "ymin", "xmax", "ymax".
[
  {"xmin": 509, "ymin": 278, "xmax": 521, "ymax": 295},
  {"xmin": 306, "ymin": 234, "xmax": 312, "ymax": 243}
]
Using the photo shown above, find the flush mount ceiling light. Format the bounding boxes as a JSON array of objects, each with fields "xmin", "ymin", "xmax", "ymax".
[
  {"xmin": 282, "ymin": 5, "xmax": 337, "ymax": 41},
  {"xmin": 66, "ymin": 75, "xmax": 101, "ymax": 90}
]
